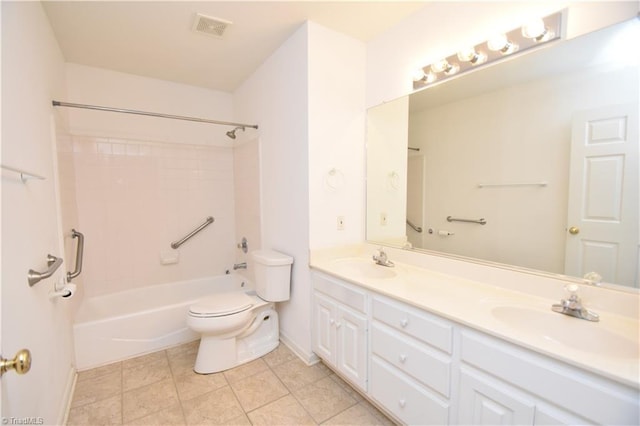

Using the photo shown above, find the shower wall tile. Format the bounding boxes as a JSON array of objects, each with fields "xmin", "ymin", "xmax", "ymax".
[{"xmin": 69, "ymin": 136, "xmax": 237, "ymax": 298}]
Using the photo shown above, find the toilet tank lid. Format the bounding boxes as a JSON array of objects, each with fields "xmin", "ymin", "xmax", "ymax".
[{"xmin": 252, "ymin": 249, "xmax": 293, "ymax": 266}]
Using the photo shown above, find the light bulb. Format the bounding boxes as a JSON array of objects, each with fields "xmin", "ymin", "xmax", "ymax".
[
  {"xmin": 412, "ymin": 68, "xmax": 426, "ymax": 82},
  {"xmin": 430, "ymin": 59, "xmax": 450, "ymax": 73},
  {"xmin": 443, "ymin": 63, "xmax": 459, "ymax": 76},
  {"xmin": 487, "ymin": 34, "xmax": 519, "ymax": 55},
  {"xmin": 425, "ymin": 71, "xmax": 437, "ymax": 83},
  {"xmin": 457, "ymin": 48, "xmax": 487, "ymax": 65},
  {"xmin": 522, "ymin": 18, "xmax": 546, "ymax": 39}
]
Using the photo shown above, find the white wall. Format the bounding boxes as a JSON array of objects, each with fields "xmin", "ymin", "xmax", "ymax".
[
  {"xmin": 1, "ymin": 2, "xmax": 75, "ymax": 423},
  {"xmin": 308, "ymin": 22, "xmax": 367, "ymax": 249},
  {"xmin": 234, "ymin": 23, "xmax": 312, "ymax": 360},
  {"xmin": 366, "ymin": 1, "xmax": 639, "ymax": 107},
  {"xmin": 65, "ymin": 63, "xmax": 234, "ymax": 146}
]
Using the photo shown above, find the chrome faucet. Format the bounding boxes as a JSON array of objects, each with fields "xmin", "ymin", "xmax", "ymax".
[
  {"xmin": 551, "ymin": 284, "xmax": 599, "ymax": 322},
  {"xmin": 372, "ymin": 248, "xmax": 394, "ymax": 267},
  {"xmin": 233, "ymin": 262, "xmax": 247, "ymax": 270}
]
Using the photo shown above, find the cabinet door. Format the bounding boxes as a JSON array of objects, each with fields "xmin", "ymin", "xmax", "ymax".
[
  {"xmin": 458, "ymin": 368, "xmax": 535, "ymax": 425},
  {"xmin": 312, "ymin": 292, "xmax": 336, "ymax": 366},
  {"xmin": 336, "ymin": 305, "xmax": 367, "ymax": 391}
]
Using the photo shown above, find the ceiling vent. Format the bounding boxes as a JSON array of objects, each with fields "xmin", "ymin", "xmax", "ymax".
[{"xmin": 192, "ymin": 13, "xmax": 232, "ymax": 39}]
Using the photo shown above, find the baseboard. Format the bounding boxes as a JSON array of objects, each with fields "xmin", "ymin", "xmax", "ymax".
[
  {"xmin": 279, "ymin": 331, "xmax": 320, "ymax": 366},
  {"xmin": 58, "ymin": 366, "xmax": 77, "ymax": 425}
]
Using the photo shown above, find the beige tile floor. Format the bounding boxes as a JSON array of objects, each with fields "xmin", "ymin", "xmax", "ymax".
[{"xmin": 67, "ymin": 341, "xmax": 396, "ymax": 425}]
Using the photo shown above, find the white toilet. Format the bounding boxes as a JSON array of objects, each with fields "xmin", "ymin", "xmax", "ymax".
[{"xmin": 187, "ymin": 249, "xmax": 293, "ymax": 374}]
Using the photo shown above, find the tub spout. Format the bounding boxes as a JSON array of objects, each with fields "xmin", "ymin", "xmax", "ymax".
[{"xmin": 233, "ymin": 262, "xmax": 247, "ymax": 270}]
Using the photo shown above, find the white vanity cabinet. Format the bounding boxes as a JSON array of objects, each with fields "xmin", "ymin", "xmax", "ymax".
[
  {"xmin": 369, "ymin": 295, "xmax": 453, "ymax": 425},
  {"xmin": 458, "ymin": 330, "xmax": 639, "ymax": 426},
  {"xmin": 311, "ymin": 272, "xmax": 368, "ymax": 391}
]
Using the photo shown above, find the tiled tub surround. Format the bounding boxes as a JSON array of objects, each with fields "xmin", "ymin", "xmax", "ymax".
[
  {"xmin": 57, "ymin": 135, "xmax": 237, "ymax": 298},
  {"xmin": 310, "ymin": 244, "xmax": 639, "ymax": 424},
  {"xmin": 68, "ymin": 341, "xmax": 394, "ymax": 425}
]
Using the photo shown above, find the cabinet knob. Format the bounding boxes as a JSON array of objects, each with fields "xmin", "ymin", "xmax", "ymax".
[
  {"xmin": 336, "ymin": 322, "xmax": 342, "ymax": 329},
  {"xmin": 398, "ymin": 399, "xmax": 406, "ymax": 408},
  {"xmin": 330, "ymin": 319, "xmax": 335, "ymax": 325},
  {"xmin": 400, "ymin": 318, "xmax": 409, "ymax": 328},
  {"xmin": 399, "ymin": 354, "xmax": 407, "ymax": 363}
]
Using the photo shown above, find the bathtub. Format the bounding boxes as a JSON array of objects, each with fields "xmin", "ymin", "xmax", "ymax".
[{"xmin": 73, "ymin": 274, "xmax": 251, "ymax": 370}]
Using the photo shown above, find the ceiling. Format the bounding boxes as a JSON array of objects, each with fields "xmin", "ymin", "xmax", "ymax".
[{"xmin": 42, "ymin": 1, "xmax": 427, "ymax": 93}]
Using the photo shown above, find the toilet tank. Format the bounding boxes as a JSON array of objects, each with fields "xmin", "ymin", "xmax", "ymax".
[{"xmin": 251, "ymin": 249, "xmax": 293, "ymax": 302}]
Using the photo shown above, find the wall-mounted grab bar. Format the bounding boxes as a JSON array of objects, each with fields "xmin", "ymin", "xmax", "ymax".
[
  {"xmin": 171, "ymin": 216, "xmax": 215, "ymax": 249},
  {"xmin": 477, "ymin": 181, "xmax": 548, "ymax": 188},
  {"xmin": 28, "ymin": 254, "xmax": 63, "ymax": 286},
  {"xmin": 447, "ymin": 216, "xmax": 487, "ymax": 225},
  {"xmin": 1, "ymin": 164, "xmax": 45, "ymax": 182},
  {"xmin": 67, "ymin": 229, "xmax": 84, "ymax": 282},
  {"xmin": 406, "ymin": 219, "xmax": 423, "ymax": 233}
]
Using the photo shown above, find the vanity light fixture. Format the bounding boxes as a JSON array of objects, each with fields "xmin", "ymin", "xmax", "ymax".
[{"xmin": 413, "ymin": 11, "xmax": 562, "ymax": 90}]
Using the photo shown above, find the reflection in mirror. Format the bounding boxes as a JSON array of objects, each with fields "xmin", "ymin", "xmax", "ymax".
[{"xmin": 366, "ymin": 18, "xmax": 639, "ymax": 288}]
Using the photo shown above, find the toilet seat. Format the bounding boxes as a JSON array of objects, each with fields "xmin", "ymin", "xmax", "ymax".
[{"xmin": 189, "ymin": 291, "xmax": 253, "ymax": 318}]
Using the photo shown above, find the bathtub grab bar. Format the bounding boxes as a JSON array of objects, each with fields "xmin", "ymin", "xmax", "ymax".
[
  {"xmin": 171, "ymin": 216, "xmax": 215, "ymax": 249},
  {"xmin": 67, "ymin": 229, "xmax": 85, "ymax": 282},
  {"xmin": 28, "ymin": 254, "xmax": 63, "ymax": 286}
]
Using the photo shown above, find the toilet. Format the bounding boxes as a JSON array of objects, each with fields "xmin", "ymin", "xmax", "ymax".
[{"xmin": 187, "ymin": 249, "xmax": 293, "ymax": 374}]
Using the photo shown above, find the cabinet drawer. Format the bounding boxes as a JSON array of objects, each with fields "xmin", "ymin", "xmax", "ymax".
[
  {"xmin": 312, "ymin": 272, "xmax": 366, "ymax": 313},
  {"xmin": 370, "ymin": 356, "xmax": 449, "ymax": 425},
  {"xmin": 372, "ymin": 323, "xmax": 450, "ymax": 397},
  {"xmin": 372, "ymin": 296, "xmax": 452, "ymax": 353}
]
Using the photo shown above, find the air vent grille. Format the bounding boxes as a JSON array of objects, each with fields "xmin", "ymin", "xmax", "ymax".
[{"xmin": 192, "ymin": 13, "xmax": 232, "ymax": 38}]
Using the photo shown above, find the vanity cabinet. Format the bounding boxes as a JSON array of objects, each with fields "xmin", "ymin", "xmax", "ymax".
[
  {"xmin": 310, "ymin": 269, "xmax": 639, "ymax": 426},
  {"xmin": 311, "ymin": 272, "xmax": 368, "ymax": 391},
  {"xmin": 369, "ymin": 295, "xmax": 453, "ymax": 425},
  {"xmin": 458, "ymin": 330, "xmax": 639, "ymax": 426}
]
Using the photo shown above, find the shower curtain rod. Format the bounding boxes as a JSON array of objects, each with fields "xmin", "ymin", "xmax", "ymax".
[{"xmin": 52, "ymin": 101, "xmax": 259, "ymax": 129}]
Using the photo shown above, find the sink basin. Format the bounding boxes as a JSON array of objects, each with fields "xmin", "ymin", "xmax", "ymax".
[
  {"xmin": 330, "ymin": 258, "xmax": 397, "ymax": 279},
  {"xmin": 492, "ymin": 306, "xmax": 639, "ymax": 358}
]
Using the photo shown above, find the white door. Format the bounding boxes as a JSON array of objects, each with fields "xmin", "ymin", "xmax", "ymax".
[{"xmin": 565, "ymin": 103, "xmax": 639, "ymax": 287}]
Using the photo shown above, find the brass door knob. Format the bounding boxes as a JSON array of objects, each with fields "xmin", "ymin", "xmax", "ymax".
[
  {"xmin": 568, "ymin": 226, "xmax": 580, "ymax": 235},
  {"xmin": 0, "ymin": 349, "xmax": 31, "ymax": 376}
]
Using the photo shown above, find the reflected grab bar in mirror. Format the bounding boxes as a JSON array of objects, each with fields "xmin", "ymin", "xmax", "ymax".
[
  {"xmin": 28, "ymin": 254, "xmax": 63, "ymax": 286},
  {"xmin": 67, "ymin": 229, "xmax": 84, "ymax": 282},
  {"xmin": 171, "ymin": 216, "xmax": 215, "ymax": 249},
  {"xmin": 447, "ymin": 216, "xmax": 487, "ymax": 225},
  {"xmin": 406, "ymin": 219, "xmax": 423, "ymax": 233}
]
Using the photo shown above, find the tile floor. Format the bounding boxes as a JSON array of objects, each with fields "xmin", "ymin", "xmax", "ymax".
[{"xmin": 67, "ymin": 341, "xmax": 396, "ymax": 425}]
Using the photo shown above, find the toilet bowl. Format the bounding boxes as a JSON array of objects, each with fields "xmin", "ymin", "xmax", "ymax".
[{"xmin": 187, "ymin": 249, "xmax": 293, "ymax": 374}]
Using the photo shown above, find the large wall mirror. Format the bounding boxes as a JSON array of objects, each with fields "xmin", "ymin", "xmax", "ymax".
[{"xmin": 366, "ymin": 18, "xmax": 639, "ymax": 289}]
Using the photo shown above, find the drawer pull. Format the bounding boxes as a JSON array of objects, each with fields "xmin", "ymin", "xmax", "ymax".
[
  {"xmin": 398, "ymin": 399, "xmax": 406, "ymax": 408},
  {"xmin": 399, "ymin": 354, "xmax": 407, "ymax": 363},
  {"xmin": 400, "ymin": 318, "xmax": 409, "ymax": 328}
]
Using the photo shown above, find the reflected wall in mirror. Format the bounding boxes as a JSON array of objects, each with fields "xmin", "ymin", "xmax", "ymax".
[{"xmin": 366, "ymin": 18, "xmax": 639, "ymax": 288}]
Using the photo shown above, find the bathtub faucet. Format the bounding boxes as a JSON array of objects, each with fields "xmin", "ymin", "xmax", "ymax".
[{"xmin": 233, "ymin": 262, "xmax": 247, "ymax": 270}]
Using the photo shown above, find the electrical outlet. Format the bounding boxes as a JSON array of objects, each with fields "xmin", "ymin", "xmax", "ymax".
[
  {"xmin": 380, "ymin": 213, "xmax": 387, "ymax": 226},
  {"xmin": 337, "ymin": 216, "xmax": 345, "ymax": 231}
]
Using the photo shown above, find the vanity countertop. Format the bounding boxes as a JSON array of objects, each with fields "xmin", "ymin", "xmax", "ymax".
[{"xmin": 310, "ymin": 245, "xmax": 639, "ymax": 389}]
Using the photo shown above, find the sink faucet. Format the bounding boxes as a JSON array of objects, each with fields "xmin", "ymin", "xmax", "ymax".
[
  {"xmin": 233, "ymin": 262, "xmax": 247, "ymax": 270},
  {"xmin": 372, "ymin": 248, "xmax": 394, "ymax": 267},
  {"xmin": 551, "ymin": 284, "xmax": 599, "ymax": 322}
]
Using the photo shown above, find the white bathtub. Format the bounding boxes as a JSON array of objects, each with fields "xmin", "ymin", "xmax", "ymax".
[{"xmin": 73, "ymin": 274, "xmax": 251, "ymax": 370}]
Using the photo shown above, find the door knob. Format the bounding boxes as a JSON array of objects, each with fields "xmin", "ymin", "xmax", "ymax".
[
  {"xmin": 0, "ymin": 349, "xmax": 31, "ymax": 377},
  {"xmin": 568, "ymin": 226, "xmax": 580, "ymax": 235}
]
